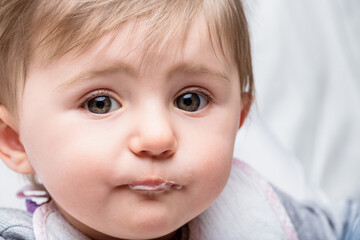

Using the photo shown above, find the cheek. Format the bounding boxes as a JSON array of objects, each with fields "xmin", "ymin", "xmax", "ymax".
[
  {"xmin": 20, "ymin": 112, "xmax": 121, "ymax": 203},
  {"xmin": 179, "ymin": 135, "xmax": 233, "ymax": 216},
  {"xmin": 21, "ymin": 122, "xmax": 130, "ymax": 226},
  {"xmin": 189, "ymin": 134, "xmax": 234, "ymax": 187},
  {"xmin": 179, "ymin": 109, "xmax": 238, "ymax": 206}
]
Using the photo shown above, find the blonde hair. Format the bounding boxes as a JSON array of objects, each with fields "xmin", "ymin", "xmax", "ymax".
[{"xmin": 0, "ymin": 0, "xmax": 254, "ymax": 185}]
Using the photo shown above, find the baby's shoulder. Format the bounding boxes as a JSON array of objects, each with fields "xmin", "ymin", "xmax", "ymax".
[{"xmin": 0, "ymin": 208, "xmax": 34, "ymax": 240}]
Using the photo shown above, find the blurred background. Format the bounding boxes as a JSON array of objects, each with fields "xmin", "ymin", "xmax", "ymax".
[
  {"xmin": 1, "ymin": 0, "xmax": 360, "ymax": 209},
  {"xmin": 235, "ymin": 0, "xmax": 360, "ymax": 202}
]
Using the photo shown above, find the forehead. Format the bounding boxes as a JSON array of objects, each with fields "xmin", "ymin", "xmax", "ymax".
[
  {"xmin": 98, "ymin": 17, "xmax": 231, "ymax": 72},
  {"xmin": 31, "ymin": 15, "xmax": 234, "ymax": 82}
]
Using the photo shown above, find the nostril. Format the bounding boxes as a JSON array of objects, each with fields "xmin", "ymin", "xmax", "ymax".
[
  {"xmin": 160, "ymin": 150, "xmax": 174, "ymax": 158},
  {"xmin": 137, "ymin": 150, "xmax": 174, "ymax": 159},
  {"xmin": 138, "ymin": 150, "xmax": 149, "ymax": 158}
]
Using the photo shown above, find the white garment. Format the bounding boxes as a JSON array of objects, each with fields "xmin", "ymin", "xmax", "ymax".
[
  {"xmin": 193, "ymin": 159, "xmax": 298, "ymax": 240},
  {"xmin": 33, "ymin": 201, "xmax": 90, "ymax": 240}
]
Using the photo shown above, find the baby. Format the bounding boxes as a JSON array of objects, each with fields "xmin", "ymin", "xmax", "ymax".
[{"xmin": 0, "ymin": 0, "xmax": 358, "ymax": 239}]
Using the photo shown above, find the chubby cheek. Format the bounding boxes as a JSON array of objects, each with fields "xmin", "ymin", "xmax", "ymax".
[
  {"xmin": 180, "ymin": 113, "xmax": 238, "ymax": 212},
  {"xmin": 191, "ymin": 141, "xmax": 233, "ymax": 194},
  {"xmin": 20, "ymin": 113, "xmax": 120, "ymax": 212}
]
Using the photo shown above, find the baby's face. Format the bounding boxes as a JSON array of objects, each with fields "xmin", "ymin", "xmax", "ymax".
[{"xmin": 19, "ymin": 17, "xmax": 241, "ymax": 239}]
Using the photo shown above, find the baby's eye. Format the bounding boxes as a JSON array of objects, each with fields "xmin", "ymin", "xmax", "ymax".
[
  {"xmin": 85, "ymin": 96, "xmax": 121, "ymax": 114},
  {"xmin": 174, "ymin": 92, "xmax": 208, "ymax": 112}
]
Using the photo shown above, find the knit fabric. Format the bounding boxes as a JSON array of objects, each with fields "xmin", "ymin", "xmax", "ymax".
[{"xmin": 0, "ymin": 208, "xmax": 34, "ymax": 240}]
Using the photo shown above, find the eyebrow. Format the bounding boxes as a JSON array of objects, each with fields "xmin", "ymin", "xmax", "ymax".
[
  {"xmin": 167, "ymin": 63, "xmax": 230, "ymax": 83},
  {"xmin": 56, "ymin": 61, "xmax": 229, "ymax": 91},
  {"xmin": 56, "ymin": 62, "xmax": 138, "ymax": 91}
]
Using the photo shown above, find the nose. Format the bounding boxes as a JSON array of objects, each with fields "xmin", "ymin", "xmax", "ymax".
[{"xmin": 129, "ymin": 108, "xmax": 177, "ymax": 159}]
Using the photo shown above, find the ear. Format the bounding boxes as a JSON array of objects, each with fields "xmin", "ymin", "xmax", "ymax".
[
  {"xmin": 239, "ymin": 93, "xmax": 253, "ymax": 129},
  {"xmin": 0, "ymin": 105, "xmax": 34, "ymax": 174}
]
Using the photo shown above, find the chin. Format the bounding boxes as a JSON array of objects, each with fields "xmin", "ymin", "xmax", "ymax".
[
  {"xmin": 128, "ymin": 215, "xmax": 179, "ymax": 238},
  {"xmin": 106, "ymin": 226, "xmax": 178, "ymax": 240}
]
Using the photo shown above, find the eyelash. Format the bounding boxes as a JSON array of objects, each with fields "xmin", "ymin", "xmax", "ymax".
[
  {"xmin": 179, "ymin": 87, "xmax": 215, "ymax": 103},
  {"xmin": 80, "ymin": 89, "xmax": 117, "ymax": 107}
]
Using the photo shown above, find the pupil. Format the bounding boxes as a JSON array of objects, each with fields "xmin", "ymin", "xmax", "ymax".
[
  {"xmin": 88, "ymin": 96, "xmax": 111, "ymax": 114},
  {"xmin": 96, "ymin": 100, "xmax": 105, "ymax": 109},
  {"xmin": 183, "ymin": 94, "xmax": 193, "ymax": 106},
  {"xmin": 176, "ymin": 93, "xmax": 200, "ymax": 112}
]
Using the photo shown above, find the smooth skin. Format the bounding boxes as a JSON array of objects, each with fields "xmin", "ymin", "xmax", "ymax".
[{"xmin": 0, "ymin": 16, "xmax": 245, "ymax": 240}]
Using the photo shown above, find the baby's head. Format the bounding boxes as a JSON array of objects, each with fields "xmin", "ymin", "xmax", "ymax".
[{"xmin": 0, "ymin": 0, "xmax": 253, "ymax": 239}]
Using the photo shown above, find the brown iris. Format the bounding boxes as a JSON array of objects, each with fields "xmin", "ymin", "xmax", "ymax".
[
  {"xmin": 87, "ymin": 96, "xmax": 112, "ymax": 114},
  {"xmin": 175, "ymin": 93, "xmax": 201, "ymax": 112}
]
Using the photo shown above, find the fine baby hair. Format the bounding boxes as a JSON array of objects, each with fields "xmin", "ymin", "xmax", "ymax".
[{"xmin": 0, "ymin": 0, "xmax": 253, "ymax": 115}]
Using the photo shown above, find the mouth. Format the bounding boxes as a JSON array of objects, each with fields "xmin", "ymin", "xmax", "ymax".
[{"xmin": 128, "ymin": 178, "xmax": 183, "ymax": 193}]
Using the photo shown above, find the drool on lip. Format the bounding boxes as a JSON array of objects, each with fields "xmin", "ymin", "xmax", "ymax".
[{"xmin": 128, "ymin": 179, "xmax": 183, "ymax": 192}]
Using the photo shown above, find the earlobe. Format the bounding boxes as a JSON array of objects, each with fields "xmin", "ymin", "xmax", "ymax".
[
  {"xmin": 0, "ymin": 105, "xmax": 34, "ymax": 174},
  {"xmin": 239, "ymin": 93, "xmax": 253, "ymax": 129}
]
